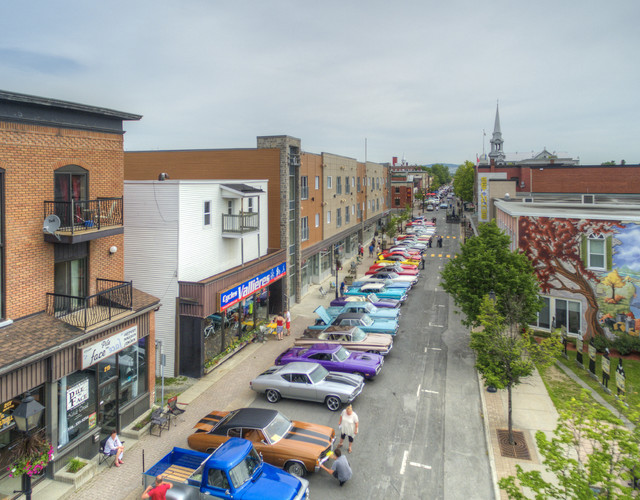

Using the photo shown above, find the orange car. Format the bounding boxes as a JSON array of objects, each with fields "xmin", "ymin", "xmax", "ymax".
[{"xmin": 187, "ymin": 407, "xmax": 335, "ymax": 477}]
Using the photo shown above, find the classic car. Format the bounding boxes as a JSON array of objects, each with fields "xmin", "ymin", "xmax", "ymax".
[
  {"xmin": 344, "ymin": 282, "xmax": 408, "ymax": 301},
  {"xmin": 379, "ymin": 249, "xmax": 422, "ymax": 260},
  {"xmin": 329, "ymin": 293, "xmax": 401, "ymax": 309},
  {"xmin": 375, "ymin": 255, "xmax": 420, "ymax": 267},
  {"xmin": 367, "ymin": 262, "xmax": 420, "ymax": 273},
  {"xmin": 251, "ymin": 362, "xmax": 364, "ymax": 410},
  {"xmin": 325, "ymin": 302, "xmax": 400, "ymax": 320},
  {"xmin": 187, "ymin": 407, "xmax": 335, "ymax": 477},
  {"xmin": 365, "ymin": 264, "xmax": 419, "ymax": 277},
  {"xmin": 275, "ymin": 343, "xmax": 383, "ymax": 379},
  {"xmin": 308, "ymin": 308, "xmax": 399, "ymax": 335},
  {"xmin": 351, "ymin": 278, "xmax": 412, "ymax": 290},
  {"xmin": 361, "ymin": 271, "xmax": 418, "ymax": 285},
  {"xmin": 295, "ymin": 326, "xmax": 393, "ymax": 356}
]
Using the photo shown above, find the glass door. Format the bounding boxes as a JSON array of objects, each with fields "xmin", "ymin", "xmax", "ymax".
[{"xmin": 98, "ymin": 355, "xmax": 118, "ymax": 433}]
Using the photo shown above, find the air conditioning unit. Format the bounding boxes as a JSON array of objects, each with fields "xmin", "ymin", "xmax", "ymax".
[
  {"xmin": 523, "ymin": 198, "xmax": 534, "ymax": 203},
  {"xmin": 582, "ymin": 194, "xmax": 595, "ymax": 204}
]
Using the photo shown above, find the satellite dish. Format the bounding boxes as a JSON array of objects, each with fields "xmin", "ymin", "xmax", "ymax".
[{"xmin": 43, "ymin": 215, "xmax": 61, "ymax": 240}]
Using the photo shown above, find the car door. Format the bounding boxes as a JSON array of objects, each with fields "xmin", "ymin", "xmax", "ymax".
[{"xmin": 287, "ymin": 372, "xmax": 315, "ymax": 401}]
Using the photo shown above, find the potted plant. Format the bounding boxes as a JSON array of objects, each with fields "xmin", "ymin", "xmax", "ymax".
[{"xmin": 6, "ymin": 430, "xmax": 53, "ymax": 478}]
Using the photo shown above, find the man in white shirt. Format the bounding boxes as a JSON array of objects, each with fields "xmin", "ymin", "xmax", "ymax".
[{"xmin": 104, "ymin": 429, "xmax": 125, "ymax": 467}]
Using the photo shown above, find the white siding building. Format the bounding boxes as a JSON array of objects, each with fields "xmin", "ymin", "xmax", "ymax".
[{"xmin": 124, "ymin": 179, "xmax": 269, "ymax": 377}]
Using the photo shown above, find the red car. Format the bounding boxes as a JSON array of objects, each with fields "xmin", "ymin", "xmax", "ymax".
[
  {"xmin": 365, "ymin": 265, "xmax": 419, "ymax": 276},
  {"xmin": 368, "ymin": 262, "xmax": 419, "ymax": 272},
  {"xmin": 379, "ymin": 250, "xmax": 422, "ymax": 260}
]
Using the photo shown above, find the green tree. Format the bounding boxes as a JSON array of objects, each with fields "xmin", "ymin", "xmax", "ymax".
[
  {"xmin": 500, "ymin": 391, "xmax": 640, "ymax": 499},
  {"xmin": 453, "ymin": 160, "xmax": 475, "ymax": 203},
  {"xmin": 440, "ymin": 220, "xmax": 543, "ymax": 328},
  {"xmin": 472, "ymin": 296, "xmax": 561, "ymax": 445},
  {"xmin": 428, "ymin": 163, "xmax": 452, "ymax": 187}
]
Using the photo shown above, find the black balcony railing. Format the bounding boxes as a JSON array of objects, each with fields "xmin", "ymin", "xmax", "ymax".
[
  {"xmin": 44, "ymin": 198, "xmax": 123, "ymax": 234},
  {"xmin": 222, "ymin": 212, "xmax": 259, "ymax": 233},
  {"xmin": 46, "ymin": 279, "xmax": 133, "ymax": 330}
]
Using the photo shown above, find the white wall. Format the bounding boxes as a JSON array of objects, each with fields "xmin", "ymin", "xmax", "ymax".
[{"xmin": 124, "ymin": 181, "xmax": 179, "ymax": 376}]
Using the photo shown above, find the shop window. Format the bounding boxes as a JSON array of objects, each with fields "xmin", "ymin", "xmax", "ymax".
[
  {"xmin": 119, "ymin": 338, "xmax": 148, "ymax": 407},
  {"xmin": 58, "ymin": 369, "xmax": 97, "ymax": 448}
]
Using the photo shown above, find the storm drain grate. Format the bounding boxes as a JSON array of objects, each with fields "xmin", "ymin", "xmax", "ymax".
[{"xmin": 497, "ymin": 429, "xmax": 531, "ymax": 460}]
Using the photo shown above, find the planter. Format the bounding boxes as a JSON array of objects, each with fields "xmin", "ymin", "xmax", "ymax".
[{"xmin": 54, "ymin": 460, "xmax": 96, "ymax": 490}]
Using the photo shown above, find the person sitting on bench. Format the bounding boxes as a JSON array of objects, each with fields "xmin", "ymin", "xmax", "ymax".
[{"xmin": 104, "ymin": 429, "xmax": 125, "ymax": 467}]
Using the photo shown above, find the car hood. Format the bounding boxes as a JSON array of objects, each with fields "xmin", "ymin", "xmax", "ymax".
[
  {"xmin": 322, "ymin": 372, "xmax": 364, "ymax": 390},
  {"xmin": 348, "ymin": 352, "xmax": 384, "ymax": 368},
  {"xmin": 274, "ymin": 421, "xmax": 335, "ymax": 457},
  {"xmin": 241, "ymin": 464, "xmax": 307, "ymax": 500}
]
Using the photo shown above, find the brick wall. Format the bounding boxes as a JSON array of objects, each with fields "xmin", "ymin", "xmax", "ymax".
[{"xmin": 1, "ymin": 121, "xmax": 126, "ymax": 319}]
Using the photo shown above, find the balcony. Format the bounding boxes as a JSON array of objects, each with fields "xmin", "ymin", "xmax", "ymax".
[
  {"xmin": 46, "ymin": 279, "xmax": 133, "ymax": 330},
  {"xmin": 43, "ymin": 198, "xmax": 124, "ymax": 244},
  {"xmin": 222, "ymin": 212, "xmax": 259, "ymax": 238}
]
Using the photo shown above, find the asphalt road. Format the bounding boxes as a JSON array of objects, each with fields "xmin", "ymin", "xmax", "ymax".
[{"xmin": 250, "ymin": 211, "xmax": 493, "ymax": 500}]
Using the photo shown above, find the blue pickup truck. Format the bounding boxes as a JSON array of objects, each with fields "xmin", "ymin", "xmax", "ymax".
[{"xmin": 143, "ymin": 439, "xmax": 309, "ymax": 500}]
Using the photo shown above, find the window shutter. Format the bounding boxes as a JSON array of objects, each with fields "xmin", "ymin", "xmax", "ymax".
[
  {"xmin": 606, "ymin": 235, "xmax": 613, "ymax": 270},
  {"xmin": 580, "ymin": 234, "xmax": 588, "ymax": 267}
]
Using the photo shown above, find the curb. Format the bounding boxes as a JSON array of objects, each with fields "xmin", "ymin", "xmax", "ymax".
[{"xmin": 477, "ymin": 369, "xmax": 501, "ymax": 500}]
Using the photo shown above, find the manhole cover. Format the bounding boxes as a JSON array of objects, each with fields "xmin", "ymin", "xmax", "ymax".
[{"xmin": 496, "ymin": 429, "xmax": 531, "ymax": 460}]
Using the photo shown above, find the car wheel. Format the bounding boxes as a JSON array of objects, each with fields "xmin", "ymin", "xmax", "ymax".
[
  {"xmin": 325, "ymin": 396, "xmax": 342, "ymax": 411},
  {"xmin": 285, "ymin": 461, "xmax": 306, "ymax": 477},
  {"xmin": 266, "ymin": 389, "xmax": 281, "ymax": 403}
]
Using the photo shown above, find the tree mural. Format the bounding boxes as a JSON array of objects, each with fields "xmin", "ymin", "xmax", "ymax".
[
  {"xmin": 518, "ymin": 217, "xmax": 623, "ymax": 340},
  {"xmin": 601, "ymin": 269, "xmax": 625, "ymax": 302}
]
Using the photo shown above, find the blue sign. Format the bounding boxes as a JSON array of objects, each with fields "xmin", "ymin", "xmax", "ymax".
[{"xmin": 220, "ymin": 262, "xmax": 287, "ymax": 311}]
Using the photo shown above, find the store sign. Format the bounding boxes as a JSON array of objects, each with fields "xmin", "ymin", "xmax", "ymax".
[
  {"xmin": 219, "ymin": 262, "xmax": 286, "ymax": 311},
  {"xmin": 67, "ymin": 379, "xmax": 89, "ymax": 411},
  {"xmin": 0, "ymin": 400, "xmax": 16, "ymax": 431},
  {"xmin": 80, "ymin": 326, "xmax": 138, "ymax": 369}
]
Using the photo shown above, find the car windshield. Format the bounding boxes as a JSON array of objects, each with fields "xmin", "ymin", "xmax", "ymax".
[
  {"xmin": 351, "ymin": 328, "xmax": 367, "ymax": 341},
  {"xmin": 228, "ymin": 447, "xmax": 262, "ymax": 488},
  {"xmin": 363, "ymin": 303, "xmax": 374, "ymax": 313},
  {"xmin": 388, "ymin": 273, "xmax": 399, "ymax": 279},
  {"xmin": 367, "ymin": 304, "xmax": 379, "ymax": 313},
  {"xmin": 361, "ymin": 315, "xmax": 374, "ymax": 326},
  {"xmin": 367, "ymin": 293, "xmax": 380, "ymax": 302},
  {"xmin": 309, "ymin": 364, "xmax": 329, "ymax": 383},
  {"xmin": 263, "ymin": 412, "xmax": 292, "ymax": 444},
  {"xmin": 335, "ymin": 346, "xmax": 350, "ymax": 361}
]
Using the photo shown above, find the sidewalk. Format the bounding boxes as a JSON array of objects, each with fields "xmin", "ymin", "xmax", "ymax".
[{"xmin": 34, "ymin": 249, "xmax": 380, "ymax": 500}]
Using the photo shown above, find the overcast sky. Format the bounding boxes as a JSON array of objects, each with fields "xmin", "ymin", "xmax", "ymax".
[{"xmin": 2, "ymin": 0, "xmax": 638, "ymax": 166}]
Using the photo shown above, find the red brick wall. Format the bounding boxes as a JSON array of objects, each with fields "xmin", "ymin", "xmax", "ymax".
[{"xmin": 0, "ymin": 121, "xmax": 126, "ymax": 319}]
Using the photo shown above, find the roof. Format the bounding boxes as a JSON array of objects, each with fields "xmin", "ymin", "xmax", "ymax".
[
  {"xmin": 221, "ymin": 183, "xmax": 265, "ymax": 195},
  {"xmin": 207, "ymin": 438, "xmax": 253, "ymax": 469},
  {"xmin": 335, "ymin": 313, "xmax": 365, "ymax": 321},
  {"xmin": 359, "ymin": 283, "xmax": 385, "ymax": 290},
  {"xmin": 277, "ymin": 362, "xmax": 324, "ymax": 374},
  {"xmin": 217, "ymin": 408, "xmax": 279, "ymax": 431}
]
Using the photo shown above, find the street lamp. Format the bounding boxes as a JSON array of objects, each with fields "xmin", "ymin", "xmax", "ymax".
[{"xmin": 13, "ymin": 392, "xmax": 45, "ymax": 500}]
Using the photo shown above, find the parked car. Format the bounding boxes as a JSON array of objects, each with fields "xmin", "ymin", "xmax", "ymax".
[
  {"xmin": 344, "ymin": 282, "xmax": 408, "ymax": 301},
  {"xmin": 361, "ymin": 271, "xmax": 418, "ymax": 285},
  {"xmin": 351, "ymin": 278, "xmax": 411, "ymax": 291},
  {"xmin": 329, "ymin": 293, "xmax": 401, "ymax": 309},
  {"xmin": 143, "ymin": 440, "xmax": 310, "ymax": 500},
  {"xmin": 375, "ymin": 255, "xmax": 420, "ymax": 267},
  {"xmin": 295, "ymin": 326, "xmax": 393, "ymax": 356},
  {"xmin": 187, "ymin": 407, "xmax": 335, "ymax": 477},
  {"xmin": 251, "ymin": 362, "xmax": 364, "ymax": 411},
  {"xmin": 275, "ymin": 344, "xmax": 384, "ymax": 379},
  {"xmin": 325, "ymin": 301, "xmax": 400, "ymax": 320},
  {"xmin": 365, "ymin": 264, "xmax": 419, "ymax": 277},
  {"xmin": 308, "ymin": 310, "xmax": 399, "ymax": 335},
  {"xmin": 367, "ymin": 262, "xmax": 419, "ymax": 273}
]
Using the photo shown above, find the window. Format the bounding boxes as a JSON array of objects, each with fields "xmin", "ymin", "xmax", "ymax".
[
  {"xmin": 54, "ymin": 165, "xmax": 88, "ymax": 228},
  {"xmin": 395, "ymin": 187, "xmax": 400, "ymax": 193},
  {"xmin": 377, "ymin": 198, "xmax": 380, "ymax": 210},
  {"xmin": 345, "ymin": 209, "xmax": 350, "ymax": 224},
  {"xmin": 345, "ymin": 176, "xmax": 350, "ymax": 194},
  {"xmin": 203, "ymin": 201, "xmax": 211, "ymax": 226},
  {"xmin": 352, "ymin": 177, "xmax": 355, "ymax": 188},
  {"xmin": 300, "ymin": 176, "xmax": 308, "ymax": 200},
  {"xmin": 587, "ymin": 235, "xmax": 606, "ymax": 270},
  {"xmin": 315, "ymin": 176, "xmax": 320, "ymax": 190},
  {"xmin": 337, "ymin": 176, "xmax": 342, "ymax": 194},
  {"xmin": 119, "ymin": 338, "xmax": 148, "ymax": 406},
  {"xmin": 357, "ymin": 177, "xmax": 361, "ymax": 192},
  {"xmin": 315, "ymin": 213, "xmax": 320, "ymax": 227},
  {"xmin": 327, "ymin": 211, "xmax": 331, "ymax": 224},
  {"xmin": 58, "ymin": 367, "xmax": 97, "ymax": 447},
  {"xmin": 55, "ymin": 244, "xmax": 88, "ymax": 298},
  {"xmin": 555, "ymin": 299, "xmax": 581, "ymax": 335},
  {"xmin": 367, "ymin": 200, "xmax": 371, "ymax": 210},
  {"xmin": 247, "ymin": 198, "xmax": 254, "ymax": 212},
  {"xmin": 532, "ymin": 297, "xmax": 551, "ymax": 329},
  {"xmin": 351, "ymin": 204, "xmax": 355, "ymax": 215},
  {"xmin": 301, "ymin": 216, "xmax": 309, "ymax": 241},
  {"xmin": 337, "ymin": 208, "xmax": 342, "ymax": 228},
  {"xmin": 327, "ymin": 176, "xmax": 332, "ymax": 189},
  {"xmin": 376, "ymin": 177, "xmax": 380, "ymax": 190},
  {"xmin": 395, "ymin": 198, "xmax": 400, "ymax": 206},
  {"xmin": 227, "ymin": 200, "xmax": 233, "ymax": 214}
]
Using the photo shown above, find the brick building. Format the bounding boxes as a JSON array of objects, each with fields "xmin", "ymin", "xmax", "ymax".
[{"xmin": 0, "ymin": 90, "xmax": 159, "ymax": 490}]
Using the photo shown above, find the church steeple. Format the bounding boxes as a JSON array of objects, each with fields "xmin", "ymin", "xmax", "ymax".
[{"xmin": 489, "ymin": 101, "xmax": 505, "ymax": 164}]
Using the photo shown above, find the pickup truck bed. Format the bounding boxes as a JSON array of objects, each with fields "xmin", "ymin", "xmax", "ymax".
[{"xmin": 145, "ymin": 448, "xmax": 203, "ymax": 482}]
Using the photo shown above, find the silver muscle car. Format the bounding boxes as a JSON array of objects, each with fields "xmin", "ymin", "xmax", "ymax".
[{"xmin": 250, "ymin": 362, "xmax": 364, "ymax": 411}]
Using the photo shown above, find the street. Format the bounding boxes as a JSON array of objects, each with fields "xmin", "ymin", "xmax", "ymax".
[{"xmin": 250, "ymin": 210, "xmax": 493, "ymax": 499}]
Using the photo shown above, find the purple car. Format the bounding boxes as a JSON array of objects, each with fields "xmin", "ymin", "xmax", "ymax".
[
  {"xmin": 275, "ymin": 343, "xmax": 383, "ymax": 379},
  {"xmin": 329, "ymin": 292, "xmax": 401, "ymax": 309}
]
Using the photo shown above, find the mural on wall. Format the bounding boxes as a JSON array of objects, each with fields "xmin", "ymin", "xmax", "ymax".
[{"xmin": 518, "ymin": 217, "xmax": 640, "ymax": 340}]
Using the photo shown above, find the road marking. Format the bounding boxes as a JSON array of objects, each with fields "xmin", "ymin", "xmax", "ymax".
[
  {"xmin": 416, "ymin": 384, "xmax": 421, "ymax": 398},
  {"xmin": 400, "ymin": 450, "xmax": 409, "ymax": 475},
  {"xmin": 430, "ymin": 347, "xmax": 442, "ymax": 351},
  {"xmin": 410, "ymin": 461, "xmax": 432, "ymax": 470},
  {"xmin": 429, "ymin": 323, "xmax": 445, "ymax": 327},
  {"xmin": 422, "ymin": 389, "xmax": 439, "ymax": 394}
]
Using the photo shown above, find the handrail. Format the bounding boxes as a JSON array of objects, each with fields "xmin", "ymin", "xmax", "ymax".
[{"xmin": 43, "ymin": 198, "xmax": 123, "ymax": 234}]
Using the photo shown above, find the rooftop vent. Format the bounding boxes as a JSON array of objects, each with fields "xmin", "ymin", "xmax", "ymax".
[{"xmin": 523, "ymin": 198, "xmax": 534, "ymax": 203}]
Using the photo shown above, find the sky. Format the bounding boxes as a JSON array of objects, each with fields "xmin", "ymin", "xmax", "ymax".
[{"xmin": 1, "ymin": 0, "xmax": 638, "ymax": 166}]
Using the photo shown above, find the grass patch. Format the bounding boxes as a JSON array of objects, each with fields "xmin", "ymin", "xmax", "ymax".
[
  {"xmin": 133, "ymin": 411, "xmax": 152, "ymax": 430},
  {"xmin": 66, "ymin": 457, "xmax": 87, "ymax": 473},
  {"xmin": 155, "ymin": 376, "xmax": 188, "ymax": 386}
]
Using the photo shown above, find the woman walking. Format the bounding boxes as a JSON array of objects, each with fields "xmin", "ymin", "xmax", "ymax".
[
  {"xmin": 285, "ymin": 310, "xmax": 291, "ymax": 336},
  {"xmin": 337, "ymin": 405, "xmax": 359, "ymax": 453},
  {"xmin": 274, "ymin": 313, "xmax": 285, "ymax": 340}
]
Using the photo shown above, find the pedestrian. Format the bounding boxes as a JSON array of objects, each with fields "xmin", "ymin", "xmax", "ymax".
[
  {"xmin": 142, "ymin": 474, "xmax": 173, "ymax": 499},
  {"xmin": 369, "ymin": 243, "xmax": 374, "ymax": 257},
  {"xmin": 285, "ymin": 310, "xmax": 291, "ymax": 336},
  {"xmin": 340, "ymin": 281, "xmax": 346, "ymax": 296},
  {"xmin": 358, "ymin": 243, "xmax": 364, "ymax": 257},
  {"xmin": 104, "ymin": 429, "xmax": 125, "ymax": 467},
  {"xmin": 439, "ymin": 235, "xmax": 443, "ymax": 247},
  {"xmin": 320, "ymin": 447, "xmax": 352, "ymax": 487},
  {"xmin": 337, "ymin": 404, "xmax": 359, "ymax": 453},
  {"xmin": 427, "ymin": 237, "xmax": 432, "ymax": 248},
  {"xmin": 375, "ymin": 243, "xmax": 381, "ymax": 255},
  {"xmin": 274, "ymin": 313, "xmax": 285, "ymax": 340}
]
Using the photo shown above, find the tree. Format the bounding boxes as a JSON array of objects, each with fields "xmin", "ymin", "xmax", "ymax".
[
  {"xmin": 441, "ymin": 220, "xmax": 543, "ymax": 328},
  {"xmin": 453, "ymin": 161, "xmax": 475, "ymax": 203},
  {"xmin": 602, "ymin": 269, "xmax": 625, "ymax": 300},
  {"xmin": 428, "ymin": 163, "xmax": 452, "ymax": 187},
  {"xmin": 472, "ymin": 296, "xmax": 560, "ymax": 445},
  {"xmin": 518, "ymin": 217, "xmax": 623, "ymax": 339},
  {"xmin": 500, "ymin": 391, "xmax": 640, "ymax": 499}
]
